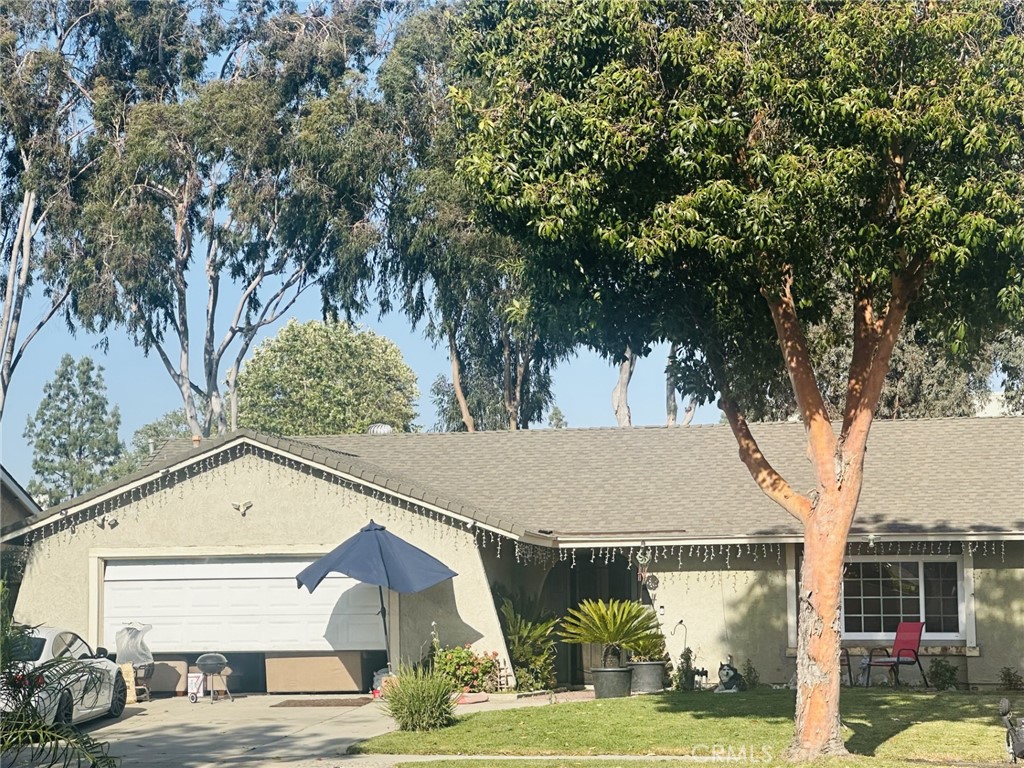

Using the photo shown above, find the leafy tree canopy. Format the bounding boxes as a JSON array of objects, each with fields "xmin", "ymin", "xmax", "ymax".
[
  {"xmin": 23, "ymin": 354, "xmax": 124, "ymax": 506},
  {"xmin": 454, "ymin": 0, "xmax": 1024, "ymax": 756},
  {"xmin": 377, "ymin": 6, "xmax": 570, "ymax": 431},
  {"xmin": 71, "ymin": 0, "xmax": 394, "ymax": 437},
  {"xmin": 236, "ymin": 319, "xmax": 419, "ymax": 435}
]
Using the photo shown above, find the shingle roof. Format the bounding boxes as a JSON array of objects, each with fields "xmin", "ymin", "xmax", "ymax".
[
  {"xmin": 6, "ymin": 417, "xmax": 1021, "ymax": 543},
  {"xmin": 297, "ymin": 417, "xmax": 1024, "ymax": 540}
]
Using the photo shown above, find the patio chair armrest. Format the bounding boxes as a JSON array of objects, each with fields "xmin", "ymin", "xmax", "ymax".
[{"xmin": 868, "ymin": 647, "xmax": 893, "ymax": 663}]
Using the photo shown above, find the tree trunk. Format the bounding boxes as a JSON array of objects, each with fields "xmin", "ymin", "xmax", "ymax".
[
  {"xmin": 681, "ymin": 397, "xmax": 696, "ymax": 426},
  {"xmin": 448, "ymin": 331, "xmax": 475, "ymax": 432},
  {"xmin": 612, "ymin": 345, "xmax": 636, "ymax": 427},
  {"xmin": 789, "ymin": 498, "xmax": 853, "ymax": 759},
  {"xmin": 666, "ymin": 343, "xmax": 679, "ymax": 425}
]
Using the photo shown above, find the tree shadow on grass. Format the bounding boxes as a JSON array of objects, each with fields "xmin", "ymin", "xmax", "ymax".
[{"xmin": 652, "ymin": 688, "xmax": 1017, "ymax": 759}]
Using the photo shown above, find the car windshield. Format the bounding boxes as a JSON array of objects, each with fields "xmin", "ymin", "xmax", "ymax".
[{"xmin": 9, "ymin": 636, "xmax": 46, "ymax": 662}]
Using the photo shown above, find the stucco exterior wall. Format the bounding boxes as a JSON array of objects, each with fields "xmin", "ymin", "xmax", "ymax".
[
  {"xmin": 14, "ymin": 450, "xmax": 510, "ymax": 680},
  {"xmin": 969, "ymin": 540, "xmax": 1024, "ymax": 687},
  {"xmin": 647, "ymin": 555, "xmax": 793, "ymax": 686}
]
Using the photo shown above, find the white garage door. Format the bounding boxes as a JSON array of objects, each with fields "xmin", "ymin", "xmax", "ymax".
[{"xmin": 103, "ymin": 559, "xmax": 386, "ymax": 653}]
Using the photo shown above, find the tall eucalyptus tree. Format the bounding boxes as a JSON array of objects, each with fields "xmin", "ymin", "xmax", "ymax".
[{"xmin": 74, "ymin": 1, "xmax": 394, "ymax": 437}]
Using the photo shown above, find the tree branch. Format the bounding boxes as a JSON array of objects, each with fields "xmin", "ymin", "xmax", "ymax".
[
  {"xmin": 719, "ymin": 395, "xmax": 814, "ymax": 522},
  {"xmin": 763, "ymin": 275, "xmax": 837, "ymax": 491}
]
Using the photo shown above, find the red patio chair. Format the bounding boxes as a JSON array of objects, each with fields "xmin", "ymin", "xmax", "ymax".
[{"xmin": 865, "ymin": 621, "xmax": 928, "ymax": 687}]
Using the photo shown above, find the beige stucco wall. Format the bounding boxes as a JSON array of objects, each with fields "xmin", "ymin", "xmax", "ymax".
[
  {"xmin": 968, "ymin": 540, "xmax": 1024, "ymax": 687},
  {"xmin": 14, "ymin": 449, "xmax": 510, "ymax": 679},
  {"xmin": 647, "ymin": 554, "xmax": 793, "ymax": 685}
]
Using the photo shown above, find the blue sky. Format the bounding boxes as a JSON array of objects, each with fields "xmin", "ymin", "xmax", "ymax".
[{"xmin": 0, "ymin": 285, "xmax": 721, "ymax": 485}]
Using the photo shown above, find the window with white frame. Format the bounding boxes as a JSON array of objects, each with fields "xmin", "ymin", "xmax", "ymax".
[{"xmin": 841, "ymin": 556, "xmax": 963, "ymax": 640}]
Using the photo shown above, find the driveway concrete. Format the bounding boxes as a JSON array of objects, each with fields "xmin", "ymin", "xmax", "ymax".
[
  {"xmin": 81, "ymin": 692, "xmax": 579, "ymax": 768},
  {"xmin": 82, "ymin": 695, "xmax": 397, "ymax": 768}
]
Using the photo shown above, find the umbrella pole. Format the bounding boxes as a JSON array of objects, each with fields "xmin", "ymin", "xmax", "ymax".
[{"xmin": 378, "ymin": 585, "xmax": 391, "ymax": 672}]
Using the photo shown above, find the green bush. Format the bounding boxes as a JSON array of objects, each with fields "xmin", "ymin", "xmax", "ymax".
[
  {"xmin": 928, "ymin": 658, "xmax": 959, "ymax": 691},
  {"xmin": 629, "ymin": 632, "xmax": 667, "ymax": 663},
  {"xmin": 433, "ymin": 644, "xmax": 498, "ymax": 692},
  {"xmin": 382, "ymin": 666, "xmax": 458, "ymax": 731},
  {"xmin": 499, "ymin": 598, "xmax": 557, "ymax": 692},
  {"xmin": 1000, "ymin": 666, "xmax": 1024, "ymax": 691},
  {"xmin": 741, "ymin": 658, "xmax": 761, "ymax": 689}
]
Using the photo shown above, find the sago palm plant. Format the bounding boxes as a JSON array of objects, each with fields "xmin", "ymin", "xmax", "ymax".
[{"xmin": 559, "ymin": 599, "xmax": 661, "ymax": 668}]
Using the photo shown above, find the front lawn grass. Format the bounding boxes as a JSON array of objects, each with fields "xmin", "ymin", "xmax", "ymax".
[{"xmin": 354, "ymin": 688, "xmax": 1017, "ymax": 763}]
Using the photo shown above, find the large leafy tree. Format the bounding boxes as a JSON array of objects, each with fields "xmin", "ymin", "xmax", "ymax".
[
  {"xmin": 236, "ymin": 320, "xmax": 418, "ymax": 436},
  {"xmin": 23, "ymin": 354, "xmax": 124, "ymax": 507},
  {"xmin": 455, "ymin": 0, "xmax": 1024, "ymax": 757},
  {"xmin": 377, "ymin": 7, "xmax": 567, "ymax": 431},
  {"xmin": 75, "ymin": 1, "xmax": 391, "ymax": 438},
  {"xmin": 0, "ymin": 0, "xmax": 199, "ymax": 418}
]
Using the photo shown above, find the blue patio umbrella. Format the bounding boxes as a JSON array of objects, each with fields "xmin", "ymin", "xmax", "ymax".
[{"xmin": 296, "ymin": 520, "xmax": 458, "ymax": 665}]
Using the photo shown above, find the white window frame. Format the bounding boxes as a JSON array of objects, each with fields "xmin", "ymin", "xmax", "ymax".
[{"xmin": 841, "ymin": 555, "xmax": 965, "ymax": 642}]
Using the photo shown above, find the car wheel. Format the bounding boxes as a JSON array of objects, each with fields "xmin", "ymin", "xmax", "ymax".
[
  {"xmin": 54, "ymin": 690, "xmax": 74, "ymax": 727},
  {"xmin": 107, "ymin": 673, "xmax": 127, "ymax": 718}
]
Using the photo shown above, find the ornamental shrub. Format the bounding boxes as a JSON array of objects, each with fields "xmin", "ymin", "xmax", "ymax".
[
  {"xmin": 433, "ymin": 644, "xmax": 498, "ymax": 692},
  {"xmin": 382, "ymin": 666, "xmax": 458, "ymax": 731},
  {"xmin": 1000, "ymin": 666, "xmax": 1024, "ymax": 691},
  {"xmin": 498, "ymin": 598, "xmax": 557, "ymax": 692},
  {"xmin": 928, "ymin": 658, "xmax": 959, "ymax": 691}
]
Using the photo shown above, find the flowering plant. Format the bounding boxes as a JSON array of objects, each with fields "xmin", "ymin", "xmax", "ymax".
[{"xmin": 433, "ymin": 644, "xmax": 499, "ymax": 692}]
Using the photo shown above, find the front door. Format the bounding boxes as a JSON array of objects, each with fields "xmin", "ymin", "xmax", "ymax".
[{"xmin": 541, "ymin": 557, "xmax": 637, "ymax": 685}]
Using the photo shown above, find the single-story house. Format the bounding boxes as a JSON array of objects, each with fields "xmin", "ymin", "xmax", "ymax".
[{"xmin": 2, "ymin": 417, "xmax": 1021, "ymax": 693}]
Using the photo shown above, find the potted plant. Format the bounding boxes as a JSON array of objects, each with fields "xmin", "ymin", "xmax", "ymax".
[
  {"xmin": 627, "ymin": 632, "xmax": 668, "ymax": 694},
  {"xmin": 560, "ymin": 599, "xmax": 661, "ymax": 699}
]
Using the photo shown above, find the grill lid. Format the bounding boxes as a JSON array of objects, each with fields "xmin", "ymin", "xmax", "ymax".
[{"xmin": 196, "ymin": 653, "xmax": 228, "ymax": 674}]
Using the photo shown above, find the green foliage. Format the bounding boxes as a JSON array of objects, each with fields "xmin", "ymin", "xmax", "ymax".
[
  {"xmin": 498, "ymin": 598, "xmax": 557, "ymax": 692},
  {"xmin": 237, "ymin": 320, "xmax": 418, "ymax": 435},
  {"xmin": 672, "ymin": 647, "xmax": 698, "ymax": 691},
  {"xmin": 109, "ymin": 409, "xmax": 196, "ymax": 480},
  {"xmin": 430, "ymin": 374, "xmax": 510, "ymax": 433},
  {"xmin": 73, "ymin": 1, "xmax": 395, "ymax": 437},
  {"xmin": 742, "ymin": 658, "xmax": 761, "ymax": 689},
  {"xmin": 382, "ymin": 665, "xmax": 458, "ymax": 732},
  {"xmin": 377, "ymin": 6, "xmax": 569, "ymax": 432},
  {"xmin": 628, "ymin": 633, "xmax": 666, "ymax": 663},
  {"xmin": 23, "ymin": 355, "xmax": 124, "ymax": 507},
  {"xmin": 455, "ymin": 0, "xmax": 1024, "ymax": 412},
  {"xmin": 0, "ymin": 583, "xmax": 118, "ymax": 766},
  {"xmin": 432, "ymin": 645, "xmax": 499, "ymax": 693},
  {"xmin": 559, "ymin": 599, "xmax": 661, "ymax": 668},
  {"xmin": 546, "ymin": 407, "xmax": 568, "ymax": 429},
  {"xmin": 747, "ymin": 314, "xmax": 1019, "ymax": 421},
  {"xmin": 928, "ymin": 658, "xmax": 960, "ymax": 691},
  {"xmin": 999, "ymin": 666, "xmax": 1024, "ymax": 691}
]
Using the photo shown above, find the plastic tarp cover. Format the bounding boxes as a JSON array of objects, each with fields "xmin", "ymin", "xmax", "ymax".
[{"xmin": 115, "ymin": 622, "xmax": 154, "ymax": 665}]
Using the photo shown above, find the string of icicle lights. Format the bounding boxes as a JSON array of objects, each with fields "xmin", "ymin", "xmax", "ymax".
[{"xmin": 16, "ymin": 442, "xmax": 1011, "ymax": 567}]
